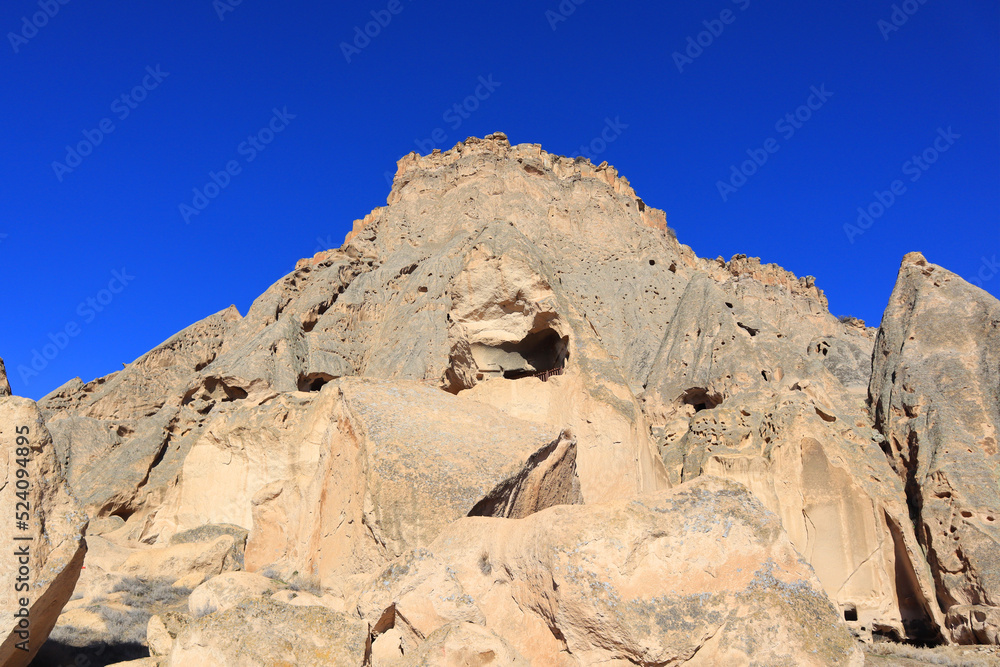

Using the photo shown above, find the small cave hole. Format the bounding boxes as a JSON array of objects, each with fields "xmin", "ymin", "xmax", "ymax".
[
  {"xmin": 737, "ymin": 322, "xmax": 758, "ymax": 337},
  {"xmin": 648, "ymin": 259, "xmax": 656, "ymax": 266},
  {"xmin": 110, "ymin": 506, "xmax": 135, "ymax": 522},
  {"xmin": 497, "ymin": 328, "xmax": 569, "ymax": 381},
  {"xmin": 960, "ymin": 510, "xmax": 972, "ymax": 518},
  {"xmin": 680, "ymin": 387, "xmax": 723, "ymax": 413},
  {"xmin": 843, "ymin": 604, "xmax": 858, "ymax": 622},
  {"xmin": 298, "ymin": 372, "xmax": 335, "ymax": 392}
]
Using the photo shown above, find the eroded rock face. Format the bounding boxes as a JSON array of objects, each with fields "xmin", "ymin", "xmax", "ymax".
[
  {"xmin": 357, "ymin": 477, "xmax": 863, "ymax": 666},
  {"xmin": 871, "ymin": 252, "xmax": 1000, "ymax": 642},
  {"xmin": 402, "ymin": 622, "xmax": 530, "ymax": 666},
  {"xmin": 26, "ymin": 134, "xmax": 1000, "ymax": 654},
  {"xmin": 166, "ymin": 597, "xmax": 370, "ymax": 666},
  {"xmin": 126, "ymin": 378, "xmax": 580, "ymax": 593},
  {"xmin": 0, "ymin": 397, "xmax": 87, "ymax": 667}
]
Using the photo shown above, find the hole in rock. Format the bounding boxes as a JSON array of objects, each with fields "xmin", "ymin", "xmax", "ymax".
[
  {"xmin": 298, "ymin": 372, "xmax": 335, "ymax": 392},
  {"xmin": 649, "ymin": 259, "xmax": 656, "ymax": 266},
  {"xmin": 737, "ymin": 322, "xmax": 759, "ymax": 337},
  {"xmin": 680, "ymin": 387, "xmax": 723, "ymax": 412},
  {"xmin": 496, "ymin": 328, "xmax": 569, "ymax": 380},
  {"xmin": 872, "ymin": 625, "xmax": 903, "ymax": 643},
  {"xmin": 960, "ymin": 510, "xmax": 972, "ymax": 518},
  {"xmin": 843, "ymin": 604, "xmax": 858, "ymax": 622}
]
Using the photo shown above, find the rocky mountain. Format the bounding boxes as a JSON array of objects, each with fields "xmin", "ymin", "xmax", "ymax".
[{"xmin": 2, "ymin": 132, "xmax": 998, "ymax": 665}]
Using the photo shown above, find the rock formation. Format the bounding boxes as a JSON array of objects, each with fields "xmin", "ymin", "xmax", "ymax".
[
  {"xmin": 870, "ymin": 252, "xmax": 1000, "ymax": 643},
  {"xmin": 3, "ymin": 132, "xmax": 997, "ymax": 664},
  {"xmin": 0, "ymin": 397, "xmax": 87, "ymax": 666}
]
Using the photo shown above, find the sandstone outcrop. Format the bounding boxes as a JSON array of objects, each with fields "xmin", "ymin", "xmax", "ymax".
[
  {"xmin": 0, "ymin": 397, "xmax": 87, "ymax": 666},
  {"xmin": 357, "ymin": 477, "xmax": 862, "ymax": 666},
  {"xmin": 13, "ymin": 133, "xmax": 999, "ymax": 661},
  {"xmin": 166, "ymin": 597, "xmax": 369, "ymax": 666},
  {"xmin": 871, "ymin": 252, "xmax": 1000, "ymax": 642}
]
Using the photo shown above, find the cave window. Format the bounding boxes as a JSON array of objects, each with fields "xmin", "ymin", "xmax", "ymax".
[
  {"xmin": 498, "ymin": 328, "xmax": 569, "ymax": 381},
  {"xmin": 843, "ymin": 604, "xmax": 858, "ymax": 622},
  {"xmin": 298, "ymin": 372, "xmax": 335, "ymax": 392},
  {"xmin": 680, "ymin": 387, "xmax": 722, "ymax": 412}
]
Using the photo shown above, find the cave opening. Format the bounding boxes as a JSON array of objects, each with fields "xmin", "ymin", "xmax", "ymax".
[
  {"xmin": 298, "ymin": 372, "xmax": 336, "ymax": 392},
  {"xmin": 497, "ymin": 328, "xmax": 569, "ymax": 380},
  {"xmin": 680, "ymin": 387, "xmax": 723, "ymax": 412}
]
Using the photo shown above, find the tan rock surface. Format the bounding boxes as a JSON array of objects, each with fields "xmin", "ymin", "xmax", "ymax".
[
  {"xmin": 244, "ymin": 379, "xmax": 581, "ymax": 590},
  {"xmin": 357, "ymin": 476, "xmax": 862, "ymax": 666},
  {"xmin": 119, "ymin": 534, "xmax": 240, "ymax": 581},
  {"xmin": 24, "ymin": 135, "xmax": 1000, "ymax": 657},
  {"xmin": 871, "ymin": 252, "xmax": 1000, "ymax": 642},
  {"xmin": 186, "ymin": 571, "xmax": 275, "ymax": 617},
  {"xmin": 0, "ymin": 396, "xmax": 87, "ymax": 667},
  {"xmin": 403, "ymin": 622, "xmax": 530, "ymax": 666},
  {"xmin": 166, "ymin": 597, "xmax": 369, "ymax": 666}
]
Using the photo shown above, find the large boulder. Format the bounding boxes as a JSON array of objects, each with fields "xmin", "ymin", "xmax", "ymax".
[
  {"xmin": 357, "ymin": 476, "xmax": 862, "ymax": 666},
  {"xmin": 0, "ymin": 397, "xmax": 88, "ymax": 666},
  {"xmin": 870, "ymin": 252, "xmax": 1000, "ymax": 642},
  {"xmin": 166, "ymin": 597, "xmax": 369, "ymax": 666}
]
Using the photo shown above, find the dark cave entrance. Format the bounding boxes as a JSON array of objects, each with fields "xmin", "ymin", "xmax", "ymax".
[
  {"xmin": 679, "ymin": 387, "xmax": 723, "ymax": 412},
  {"xmin": 497, "ymin": 328, "xmax": 570, "ymax": 380}
]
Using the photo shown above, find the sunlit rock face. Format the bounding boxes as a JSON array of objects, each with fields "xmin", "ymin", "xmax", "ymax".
[{"xmin": 18, "ymin": 133, "xmax": 1000, "ymax": 661}]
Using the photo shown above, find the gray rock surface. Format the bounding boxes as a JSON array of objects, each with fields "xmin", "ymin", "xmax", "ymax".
[
  {"xmin": 870, "ymin": 252, "xmax": 1000, "ymax": 642},
  {"xmin": 17, "ymin": 134, "xmax": 1000, "ymax": 657}
]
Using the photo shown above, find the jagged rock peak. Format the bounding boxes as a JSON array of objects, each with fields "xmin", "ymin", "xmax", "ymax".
[{"xmin": 316, "ymin": 132, "xmax": 675, "ymax": 254}]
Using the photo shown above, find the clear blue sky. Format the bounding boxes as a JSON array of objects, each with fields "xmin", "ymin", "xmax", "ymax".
[{"xmin": 2, "ymin": 0, "xmax": 997, "ymax": 399}]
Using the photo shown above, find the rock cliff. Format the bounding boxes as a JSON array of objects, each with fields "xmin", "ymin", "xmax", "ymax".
[{"xmin": 7, "ymin": 133, "xmax": 998, "ymax": 665}]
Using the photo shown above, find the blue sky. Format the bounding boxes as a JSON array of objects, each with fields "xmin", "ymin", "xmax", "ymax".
[{"xmin": 1, "ymin": 0, "xmax": 997, "ymax": 399}]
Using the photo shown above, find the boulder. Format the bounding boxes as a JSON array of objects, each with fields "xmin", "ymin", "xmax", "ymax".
[
  {"xmin": 357, "ymin": 476, "xmax": 862, "ymax": 666},
  {"xmin": 147, "ymin": 611, "xmax": 191, "ymax": 657},
  {"xmin": 166, "ymin": 597, "xmax": 369, "ymax": 666},
  {"xmin": 119, "ymin": 534, "xmax": 239, "ymax": 581},
  {"xmin": 0, "ymin": 397, "xmax": 88, "ymax": 667},
  {"xmin": 945, "ymin": 604, "xmax": 1000, "ymax": 645},
  {"xmin": 187, "ymin": 571, "xmax": 275, "ymax": 617}
]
